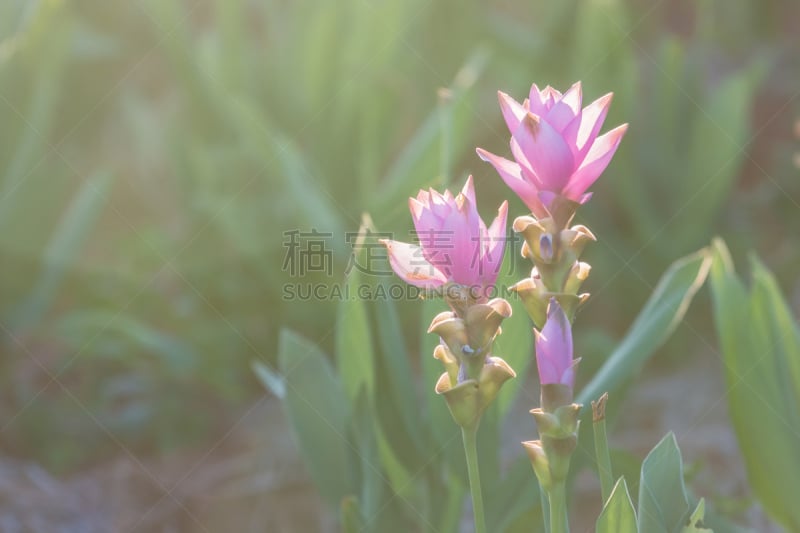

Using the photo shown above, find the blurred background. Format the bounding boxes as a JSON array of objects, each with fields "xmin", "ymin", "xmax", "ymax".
[{"xmin": 0, "ymin": 0, "xmax": 798, "ymax": 531}]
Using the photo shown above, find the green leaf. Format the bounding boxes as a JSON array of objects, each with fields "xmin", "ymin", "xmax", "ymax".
[
  {"xmin": 278, "ymin": 329, "xmax": 353, "ymax": 504},
  {"xmin": 578, "ymin": 248, "xmax": 712, "ymax": 406},
  {"xmin": 371, "ymin": 291, "xmax": 427, "ymax": 472},
  {"xmin": 637, "ymin": 433, "xmax": 689, "ymax": 533},
  {"xmin": 336, "ymin": 266, "xmax": 375, "ymax": 401},
  {"xmin": 709, "ymin": 239, "xmax": 800, "ymax": 531},
  {"xmin": 350, "ymin": 390, "xmax": 383, "ymax": 526},
  {"xmin": 681, "ymin": 499, "xmax": 712, "ymax": 532},
  {"xmin": 597, "ymin": 477, "xmax": 637, "ymax": 533}
]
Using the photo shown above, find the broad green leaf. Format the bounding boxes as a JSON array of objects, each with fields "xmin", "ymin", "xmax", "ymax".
[
  {"xmin": 750, "ymin": 257, "xmax": 800, "ymax": 417},
  {"xmin": 578, "ymin": 248, "xmax": 712, "ymax": 406},
  {"xmin": 637, "ymin": 433, "xmax": 689, "ymax": 533},
  {"xmin": 372, "ymin": 291, "xmax": 427, "ymax": 472},
  {"xmin": 681, "ymin": 499, "xmax": 712, "ymax": 533},
  {"xmin": 351, "ymin": 390, "xmax": 383, "ymax": 528},
  {"xmin": 278, "ymin": 329, "xmax": 353, "ymax": 504},
  {"xmin": 336, "ymin": 266, "xmax": 375, "ymax": 401},
  {"xmin": 597, "ymin": 477, "xmax": 637, "ymax": 533},
  {"xmin": 709, "ymin": 239, "xmax": 800, "ymax": 531}
]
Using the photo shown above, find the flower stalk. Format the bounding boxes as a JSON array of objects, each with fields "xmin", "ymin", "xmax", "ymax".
[
  {"xmin": 462, "ymin": 424, "xmax": 487, "ymax": 533},
  {"xmin": 480, "ymin": 81, "xmax": 627, "ymax": 533},
  {"xmin": 382, "ymin": 177, "xmax": 517, "ymax": 532}
]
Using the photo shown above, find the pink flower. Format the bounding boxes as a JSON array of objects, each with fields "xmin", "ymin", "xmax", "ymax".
[
  {"xmin": 477, "ymin": 82, "xmax": 628, "ymax": 218},
  {"xmin": 534, "ymin": 299, "xmax": 576, "ymax": 388},
  {"xmin": 381, "ymin": 177, "xmax": 508, "ymax": 294}
]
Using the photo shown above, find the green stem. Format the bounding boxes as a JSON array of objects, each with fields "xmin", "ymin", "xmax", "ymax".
[
  {"xmin": 540, "ymin": 488, "xmax": 551, "ymax": 533},
  {"xmin": 549, "ymin": 482, "xmax": 569, "ymax": 533},
  {"xmin": 461, "ymin": 425, "xmax": 486, "ymax": 533},
  {"xmin": 593, "ymin": 414, "xmax": 614, "ymax": 503}
]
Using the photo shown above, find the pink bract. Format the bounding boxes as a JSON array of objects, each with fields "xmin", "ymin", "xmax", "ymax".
[{"xmin": 534, "ymin": 299, "xmax": 576, "ymax": 388}]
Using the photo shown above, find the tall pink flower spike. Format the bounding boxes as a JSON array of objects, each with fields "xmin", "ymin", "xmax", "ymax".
[{"xmin": 477, "ymin": 82, "xmax": 628, "ymax": 218}]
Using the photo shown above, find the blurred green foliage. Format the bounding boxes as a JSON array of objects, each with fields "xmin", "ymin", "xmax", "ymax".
[{"xmin": 0, "ymin": 0, "xmax": 797, "ymax": 510}]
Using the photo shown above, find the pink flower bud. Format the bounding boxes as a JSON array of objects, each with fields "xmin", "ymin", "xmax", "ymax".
[{"xmin": 534, "ymin": 299, "xmax": 577, "ymax": 388}]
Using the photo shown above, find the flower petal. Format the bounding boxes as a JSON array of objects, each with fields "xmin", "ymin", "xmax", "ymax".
[
  {"xmin": 564, "ymin": 92, "xmax": 613, "ymax": 161},
  {"xmin": 498, "ymin": 91, "xmax": 528, "ymax": 134},
  {"xmin": 380, "ymin": 239, "xmax": 448, "ymax": 288},
  {"xmin": 409, "ymin": 196, "xmax": 440, "ymax": 237},
  {"xmin": 476, "ymin": 147, "xmax": 545, "ymax": 215},
  {"xmin": 513, "ymin": 113, "xmax": 575, "ymax": 192},
  {"xmin": 480, "ymin": 200, "xmax": 508, "ymax": 289},
  {"xmin": 441, "ymin": 200, "xmax": 479, "ymax": 286},
  {"xmin": 460, "ymin": 174, "xmax": 477, "ymax": 206},
  {"xmin": 563, "ymin": 123, "xmax": 628, "ymax": 200},
  {"xmin": 544, "ymin": 81, "xmax": 582, "ymax": 132}
]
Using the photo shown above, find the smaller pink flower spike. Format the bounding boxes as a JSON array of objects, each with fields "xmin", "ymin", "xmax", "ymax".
[{"xmin": 382, "ymin": 177, "xmax": 507, "ymax": 298}]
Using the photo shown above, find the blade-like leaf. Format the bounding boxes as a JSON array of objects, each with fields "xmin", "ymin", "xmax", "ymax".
[
  {"xmin": 578, "ymin": 248, "xmax": 711, "ymax": 406},
  {"xmin": 372, "ymin": 290, "xmax": 427, "ymax": 472},
  {"xmin": 278, "ymin": 329, "xmax": 352, "ymax": 504},
  {"xmin": 597, "ymin": 477, "xmax": 637, "ymax": 533},
  {"xmin": 336, "ymin": 265, "xmax": 375, "ymax": 401},
  {"xmin": 709, "ymin": 239, "xmax": 800, "ymax": 531},
  {"xmin": 637, "ymin": 432, "xmax": 689, "ymax": 533}
]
